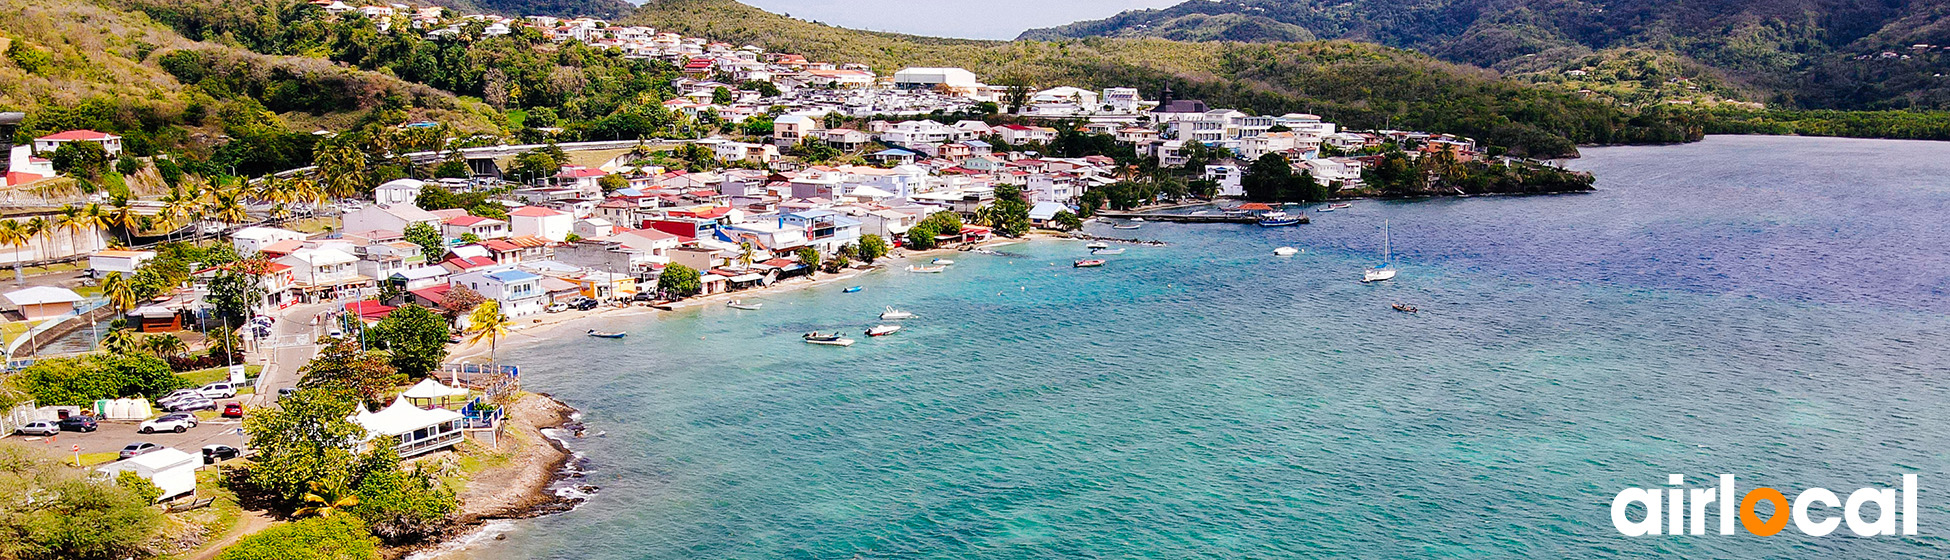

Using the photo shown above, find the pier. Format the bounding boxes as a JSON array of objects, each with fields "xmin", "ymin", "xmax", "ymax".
[{"xmin": 1096, "ymin": 212, "xmax": 1306, "ymax": 224}]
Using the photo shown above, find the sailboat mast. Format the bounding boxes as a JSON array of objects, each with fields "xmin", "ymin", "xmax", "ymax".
[{"xmin": 1383, "ymin": 220, "xmax": 1390, "ymax": 264}]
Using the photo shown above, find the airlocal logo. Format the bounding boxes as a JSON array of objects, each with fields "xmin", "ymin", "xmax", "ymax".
[{"xmin": 1612, "ymin": 474, "xmax": 1917, "ymax": 536}]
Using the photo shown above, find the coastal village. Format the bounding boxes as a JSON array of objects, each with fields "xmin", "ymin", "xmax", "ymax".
[{"xmin": 0, "ymin": 2, "xmax": 1529, "ymax": 558}]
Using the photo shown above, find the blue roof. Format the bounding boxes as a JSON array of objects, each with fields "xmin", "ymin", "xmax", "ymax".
[
  {"xmin": 963, "ymin": 140, "xmax": 991, "ymax": 148},
  {"xmin": 484, "ymin": 270, "xmax": 542, "ymax": 283},
  {"xmin": 615, "ymin": 188, "xmax": 643, "ymax": 197},
  {"xmin": 872, "ymin": 148, "xmax": 917, "ymax": 157}
]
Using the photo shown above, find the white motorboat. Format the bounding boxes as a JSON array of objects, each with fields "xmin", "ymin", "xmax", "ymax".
[
  {"xmin": 880, "ymin": 306, "xmax": 916, "ymax": 320},
  {"xmin": 1091, "ymin": 248, "xmax": 1126, "ymax": 255},
  {"xmin": 727, "ymin": 300, "xmax": 762, "ymax": 310},
  {"xmin": 1112, "ymin": 224, "xmax": 1142, "ymax": 229},
  {"xmin": 1362, "ymin": 220, "xmax": 1398, "ymax": 283},
  {"xmin": 803, "ymin": 332, "xmax": 856, "ymax": 346},
  {"xmin": 1273, "ymin": 246, "xmax": 1299, "ymax": 256},
  {"xmin": 931, "ymin": 258, "xmax": 955, "ymax": 265},
  {"xmin": 866, "ymin": 324, "xmax": 902, "ymax": 337},
  {"xmin": 1131, "ymin": 217, "xmax": 1145, "ymax": 222},
  {"xmin": 906, "ymin": 265, "xmax": 946, "ymax": 273},
  {"xmin": 1086, "ymin": 242, "xmax": 1110, "ymax": 249}
]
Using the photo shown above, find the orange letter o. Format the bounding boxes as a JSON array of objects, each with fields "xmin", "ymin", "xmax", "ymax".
[{"xmin": 1740, "ymin": 488, "xmax": 1790, "ymax": 536}]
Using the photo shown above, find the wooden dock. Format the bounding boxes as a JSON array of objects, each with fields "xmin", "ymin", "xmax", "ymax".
[{"xmin": 1097, "ymin": 212, "xmax": 1306, "ymax": 224}]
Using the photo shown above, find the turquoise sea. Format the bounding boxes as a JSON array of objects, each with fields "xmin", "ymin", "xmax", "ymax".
[{"xmin": 467, "ymin": 135, "xmax": 1950, "ymax": 558}]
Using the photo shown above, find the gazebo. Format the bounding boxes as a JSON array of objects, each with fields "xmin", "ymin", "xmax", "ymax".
[
  {"xmin": 401, "ymin": 378, "xmax": 470, "ymax": 410},
  {"xmin": 352, "ymin": 397, "xmax": 465, "ymax": 458}
]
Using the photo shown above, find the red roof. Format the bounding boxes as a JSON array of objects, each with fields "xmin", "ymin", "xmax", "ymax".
[
  {"xmin": 36, "ymin": 129, "xmax": 116, "ymax": 141},
  {"xmin": 344, "ymin": 300, "xmax": 396, "ymax": 321},
  {"xmin": 445, "ymin": 215, "xmax": 500, "ymax": 226},
  {"xmin": 442, "ymin": 256, "xmax": 497, "ymax": 270},
  {"xmin": 4, "ymin": 171, "xmax": 44, "ymax": 187},
  {"xmin": 508, "ymin": 206, "xmax": 564, "ymax": 217},
  {"xmin": 1237, "ymin": 202, "xmax": 1275, "ymax": 211},
  {"xmin": 409, "ymin": 285, "xmax": 452, "ymax": 305},
  {"xmin": 482, "ymin": 239, "xmax": 522, "ymax": 252},
  {"xmin": 557, "ymin": 168, "xmax": 607, "ymax": 178}
]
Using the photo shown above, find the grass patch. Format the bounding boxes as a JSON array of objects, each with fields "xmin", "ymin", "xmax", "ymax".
[
  {"xmin": 71, "ymin": 451, "xmax": 119, "ymax": 467},
  {"xmin": 178, "ymin": 364, "xmax": 261, "ymax": 386},
  {"xmin": 163, "ymin": 468, "xmax": 247, "ymax": 559}
]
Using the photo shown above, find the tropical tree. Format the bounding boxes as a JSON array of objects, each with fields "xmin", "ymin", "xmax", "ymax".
[
  {"xmin": 465, "ymin": 301, "xmax": 514, "ymax": 365},
  {"xmin": 22, "ymin": 216, "xmax": 48, "ymax": 265},
  {"xmin": 371, "ymin": 304, "xmax": 449, "ymax": 378},
  {"xmin": 656, "ymin": 264, "xmax": 701, "ymax": 298},
  {"xmin": 794, "ymin": 247, "xmax": 821, "ymax": 277},
  {"xmin": 857, "ymin": 234, "xmax": 888, "ymax": 264},
  {"xmin": 1053, "ymin": 211, "xmax": 1083, "ymax": 231},
  {"xmin": 56, "ymin": 205, "xmax": 85, "ymax": 257},
  {"xmin": 295, "ymin": 481, "xmax": 361, "ymax": 518},
  {"xmin": 80, "ymin": 203, "xmax": 111, "ymax": 248},
  {"xmin": 101, "ymin": 326, "xmax": 142, "ymax": 354},
  {"xmin": 142, "ymin": 333, "xmax": 188, "ymax": 359},
  {"xmin": 207, "ymin": 186, "xmax": 250, "ymax": 230},
  {"xmin": 736, "ymin": 242, "xmax": 756, "ymax": 267},
  {"xmin": 108, "ymin": 193, "xmax": 141, "ymax": 245},
  {"xmin": 0, "ymin": 220, "xmax": 23, "ymax": 275},
  {"xmin": 101, "ymin": 271, "xmax": 137, "ymax": 313}
]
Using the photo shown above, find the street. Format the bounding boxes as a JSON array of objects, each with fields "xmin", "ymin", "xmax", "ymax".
[
  {"xmin": 246, "ymin": 301, "xmax": 333, "ymax": 407},
  {"xmin": 11, "ymin": 417, "xmax": 245, "ymax": 458}
]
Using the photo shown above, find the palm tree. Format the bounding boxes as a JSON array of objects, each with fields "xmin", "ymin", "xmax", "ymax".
[
  {"xmin": 107, "ymin": 193, "xmax": 140, "ymax": 246},
  {"xmin": 100, "ymin": 327, "xmax": 141, "ymax": 355},
  {"xmin": 56, "ymin": 205, "xmax": 85, "ymax": 259},
  {"xmin": 142, "ymin": 333, "xmax": 188, "ymax": 359},
  {"xmin": 208, "ymin": 187, "xmax": 249, "ymax": 231},
  {"xmin": 465, "ymin": 300, "xmax": 514, "ymax": 365},
  {"xmin": 158, "ymin": 187, "xmax": 192, "ymax": 242},
  {"xmin": 737, "ymin": 241, "xmax": 755, "ymax": 268},
  {"xmin": 294, "ymin": 482, "xmax": 360, "ymax": 518},
  {"xmin": 80, "ymin": 203, "xmax": 111, "ymax": 249},
  {"xmin": 0, "ymin": 220, "xmax": 22, "ymax": 284},
  {"xmin": 101, "ymin": 271, "xmax": 136, "ymax": 314},
  {"xmin": 23, "ymin": 216, "xmax": 48, "ymax": 268}
]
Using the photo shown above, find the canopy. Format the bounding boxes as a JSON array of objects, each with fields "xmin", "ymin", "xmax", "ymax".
[
  {"xmin": 353, "ymin": 397, "xmax": 464, "ymax": 437},
  {"xmin": 847, "ymin": 185, "xmax": 895, "ymax": 198},
  {"xmin": 402, "ymin": 378, "xmax": 469, "ymax": 399}
]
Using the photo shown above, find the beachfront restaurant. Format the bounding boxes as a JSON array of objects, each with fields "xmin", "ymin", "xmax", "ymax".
[{"xmin": 352, "ymin": 397, "xmax": 466, "ymax": 458}]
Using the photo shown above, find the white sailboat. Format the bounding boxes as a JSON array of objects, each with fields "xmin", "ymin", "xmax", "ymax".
[{"xmin": 1362, "ymin": 221, "xmax": 1398, "ymax": 283}]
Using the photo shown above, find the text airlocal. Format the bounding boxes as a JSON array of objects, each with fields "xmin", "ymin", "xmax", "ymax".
[{"xmin": 1612, "ymin": 475, "xmax": 1917, "ymax": 536}]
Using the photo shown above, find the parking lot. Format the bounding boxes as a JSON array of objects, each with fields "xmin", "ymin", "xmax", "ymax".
[{"xmin": 8, "ymin": 417, "xmax": 247, "ymax": 459}]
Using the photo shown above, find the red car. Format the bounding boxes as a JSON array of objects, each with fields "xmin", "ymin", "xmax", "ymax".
[{"xmin": 221, "ymin": 402, "xmax": 244, "ymax": 418}]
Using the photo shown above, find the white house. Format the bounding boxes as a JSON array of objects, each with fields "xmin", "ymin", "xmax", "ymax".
[
  {"xmin": 96, "ymin": 447, "xmax": 198, "ymax": 501},
  {"xmin": 230, "ymin": 226, "xmax": 306, "ymax": 256},
  {"xmin": 352, "ymin": 398, "xmax": 465, "ymax": 458},
  {"xmin": 1205, "ymin": 163, "xmax": 1244, "ymax": 197},
  {"xmin": 892, "ymin": 67, "xmax": 979, "ymax": 90},
  {"xmin": 450, "ymin": 268, "xmax": 546, "ymax": 317},
  {"xmin": 508, "ymin": 206, "xmax": 572, "ymax": 242},
  {"xmin": 87, "ymin": 250, "xmax": 154, "ymax": 276},
  {"xmin": 441, "ymin": 215, "xmax": 509, "ymax": 240},
  {"xmin": 373, "ymin": 178, "xmax": 425, "ymax": 206},
  {"xmin": 880, "ymin": 120, "xmax": 955, "ymax": 145},
  {"xmin": 343, "ymin": 203, "xmax": 442, "ymax": 235},
  {"xmin": 355, "ymin": 241, "xmax": 425, "ymax": 282},
  {"xmin": 277, "ymin": 247, "xmax": 368, "ymax": 301},
  {"xmin": 33, "ymin": 130, "xmax": 122, "ymax": 157}
]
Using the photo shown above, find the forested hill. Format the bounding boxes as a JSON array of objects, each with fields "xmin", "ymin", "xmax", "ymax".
[
  {"xmin": 1019, "ymin": 0, "xmax": 1950, "ymax": 111},
  {"xmin": 626, "ymin": 0, "xmax": 1703, "ymax": 157}
]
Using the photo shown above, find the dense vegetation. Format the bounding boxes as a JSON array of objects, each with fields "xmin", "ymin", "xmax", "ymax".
[
  {"xmin": 627, "ymin": 0, "xmax": 1703, "ymax": 157},
  {"xmin": 1020, "ymin": 0, "xmax": 1950, "ymax": 112}
]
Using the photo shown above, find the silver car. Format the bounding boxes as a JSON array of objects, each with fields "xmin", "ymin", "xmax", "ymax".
[{"xmin": 14, "ymin": 420, "xmax": 57, "ymax": 436}]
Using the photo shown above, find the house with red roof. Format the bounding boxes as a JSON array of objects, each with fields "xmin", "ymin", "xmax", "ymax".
[
  {"xmin": 441, "ymin": 214, "xmax": 509, "ymax": 240},
  {"xmin": 33, "ymin": 130, "xmax": 122, "ymax": 157}
]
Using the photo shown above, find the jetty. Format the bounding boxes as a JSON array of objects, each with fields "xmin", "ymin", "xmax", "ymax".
[{"xmin": 1097, "ymin": 212, "xmax": 1306, "ymax": 224}]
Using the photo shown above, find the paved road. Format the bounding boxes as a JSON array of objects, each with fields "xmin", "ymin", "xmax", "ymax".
[{"xmin": 247, "ymin": 302, "xmax": 334, "ymax": 407}]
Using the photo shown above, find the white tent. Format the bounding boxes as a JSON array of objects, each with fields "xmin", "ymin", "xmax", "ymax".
[
  {"xmin": 352, "ymin": 397, "xmax": 465, "ymax": 457},
  {"xmin": 401, "ymin": 379, "xmax": 470, "ymax": 409},
  {"xmin": 97, "ymin": 448, "xmax": 198, "ymax": 501},
  {"xmin": 844, "ymin": 185, "xmax": 895, "ymax": 199}
]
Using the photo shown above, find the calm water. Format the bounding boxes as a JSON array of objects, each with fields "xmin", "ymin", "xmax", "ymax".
[{"xmin": 470, "ymin": 136, "xmax": 1950, "ymax": 558}]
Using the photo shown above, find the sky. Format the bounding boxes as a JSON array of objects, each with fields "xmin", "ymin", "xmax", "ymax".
[{"xmin": 731, "ymin": 0, "xmax": 1186, "ymax": 40}]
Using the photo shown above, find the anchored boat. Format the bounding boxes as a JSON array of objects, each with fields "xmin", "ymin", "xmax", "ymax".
[
  {"xmin": 880, "ymin": 306, "xmax": 916, "ymax": 320},
  {"xmin": 803, "ymin": 332, "xmax": 856, "ymax": 346},
  {"xmin": 727, "ymin": 300, "xmax": 762, "ymax": 310},
  {"xmin": 1091, "ymin": 248, "xmax": 1126, "ymax": 255},
  {"xmin": 866, "ymin": 324, "xmax": 902, "ymax": 337},
  {"xmin": 906, "ymin": 265, "xmax": 946, "ymax": 273},
  {"xmin": 587, "ymin": 330, "xmax": 626, "ymax": 339},
  {"xmin": 1074, "ymin": 259, "xmax": 1106, "ymax": 268}
]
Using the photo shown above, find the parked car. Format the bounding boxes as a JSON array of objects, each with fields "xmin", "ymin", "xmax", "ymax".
[
  {"xmin": 139, "ymin": 416, "xmax": 195, "ymax": 434},
  {"xmin": 570, "ymin": 297, "xmax": 600, "ymax": 311},
  {"xmin": 198, "ymin": 382, "xmax": 238, "ymax": 399},
  {"xmin": 632, "ymin": 291, "xmax": 656, "ymax": 302},
  {"xmin": 119, "ymin": 442, "xmax": 161, "ymax": 460},
  {"xmin": 57, "ymin": 416, "xmax": 98, "ymax": 432},
  {"xmin": 158, "ymin": 412, "xmax": 198, "ymax": 427},
  {"xmin": 277, "ymin": 388, "xmax": 297, "ymax": 400},
  {"xmin": 221, "ymin": 402, "xmax": 244, "ymax": 418},
  {"xmin": 14, "ymin": 420, "xmax": 57, "ymax": 436},
  {"xmin": 158, "ymin": 389, "xmax": 202, "ymax": 403},
  {"xmin": 545, "ymin": 302, "xmax": 569, "ymax": 313},
  {"xmin": 164, "ymin": 398, "xmax": 216, "ymax": 413},
  {"xmin": 202, "ymin": 444, "xmax": 241, "ymax": 464}
]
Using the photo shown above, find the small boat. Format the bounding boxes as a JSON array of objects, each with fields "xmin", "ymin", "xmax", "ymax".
[
  {"xmin": 865, "ymin": 324, "xmax": 902, "ymax": 337},
  {"xmin": 906, "ymin": 265, "xmax": 946, "ymax": 273},
  {"xmin": 1074, "ymin": 259, "xmax": 1106, "ymax": 268},
  {"xmin": 843, "ymin": 286, "xmax": 863, "ymax": 293},
  {"xmin": 1362, "ymin": 221, "xmax": 1398, "ymax": 283},
  {"xmin": 1086, "ymin": 241, "xmax": 1110, "ymax": 249},
  {"xmin": 1392, "ymin": 303, "xmax": 1419, "ymax": 314},
  {"xmin": 1091, "ymin": 248, "xmax": 1126, "ymax": 255},
  {"xmin": 1130, "ymin": 217, "xmax": 1145, "ymax": 222},
  {"xmin": 1331, "ymin": 203, "xmax": 1352, "ymax": 210},
  {"xmin": 880, "ymin": 306, "xmax": 916, "ymax": 320},
  {"xmin": 727, "ymin": 300, "xmax": 762, "ymax": 310},
  {"xmin": 1112, "ymin": 224, "xmax": 1142, "ymax": 230},
  {"xmin": 931, "ymin": 258, "xmax": 955, "ymax": 265},
  {"xmin": 1273, "ymin": 246, "xmax": 1299, "ymax": 256},
  {"xmin": 803, "ymin": 332, "xmax": 856, "ymax": 346},
  {"xmin": 1316, "ymin": 206, "xmax": 1335, "ymax": 212},
  {"xmin": 587, "ymin": 330, "xmax": 627, "ymax": 339},
  {"xmin": 1258, "ymin": 211, "xmax": 1304, "ymax": 227}
]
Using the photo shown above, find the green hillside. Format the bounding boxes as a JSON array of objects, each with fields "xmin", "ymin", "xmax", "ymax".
[
  {"xmin": 627, "ymin": 0, "xmax": 1702, "ymax": 157},
  {"xmin": 1018, "ymin": 0, "xmax": 1950, "ymax": 111}
]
